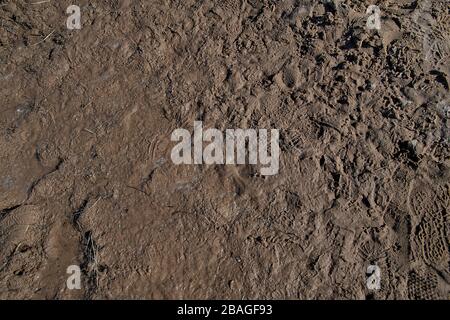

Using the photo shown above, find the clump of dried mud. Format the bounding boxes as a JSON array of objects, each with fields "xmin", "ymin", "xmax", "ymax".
[{"xmin": 0, "ymin": 0, "xmax": 449, "ymax": 299}]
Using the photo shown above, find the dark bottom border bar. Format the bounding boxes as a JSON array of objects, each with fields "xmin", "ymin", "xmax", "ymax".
[{"xmin": 0, "ymin": 300, "xmax": 447, "ymax": 318}]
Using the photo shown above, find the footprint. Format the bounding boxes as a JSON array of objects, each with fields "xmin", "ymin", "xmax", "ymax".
[
  {"xmin": 0, "ymin": 205, "xmax": 42, "ymax": 260},
  {"xmin": 408, "ymin": 179, "xmax": 449, "ymax": 267},
  {"xmin": 282, "ymin": 66, "xmax": 298, "ymax": 89},
  {"xmin": 358, "ymin": 240, "xmax": 389, "ymax": 264},
  {"xmin": 0, "ymin": 205, "xmax": 46, "ymax": 298},
  {"xmin": 407, "ymin": 269, "xmax": 439, "ymax": 300},
  {"xmin": 414, "ymin": 216, "xmax": 448, "ymax": 267}
]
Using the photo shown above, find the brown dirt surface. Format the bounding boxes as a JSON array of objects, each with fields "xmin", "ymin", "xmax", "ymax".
[{"xmin": 0, "ymin": 0, "xmax": 449, "ymax": 299}]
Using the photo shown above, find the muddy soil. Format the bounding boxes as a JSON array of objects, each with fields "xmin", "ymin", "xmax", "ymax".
[{"xmin": 0, "ymin": 0, "xmax": 449, "ymax": 299}]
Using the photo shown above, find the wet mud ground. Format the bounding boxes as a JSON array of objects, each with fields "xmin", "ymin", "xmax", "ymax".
[{"xmin": 0, "ymin": 0, "xmax": 449, "ymax": 299}]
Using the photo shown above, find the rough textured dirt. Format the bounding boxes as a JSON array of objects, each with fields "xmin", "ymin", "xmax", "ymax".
[{"xmin": 0, "ymin": 0, "xmax": 449, "ymax": 299}]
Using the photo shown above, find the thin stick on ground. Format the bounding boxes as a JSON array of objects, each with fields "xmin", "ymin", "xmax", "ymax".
[{"xmin": 31, "ymin": 29, "xmax": 55, "ymax": 46}]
